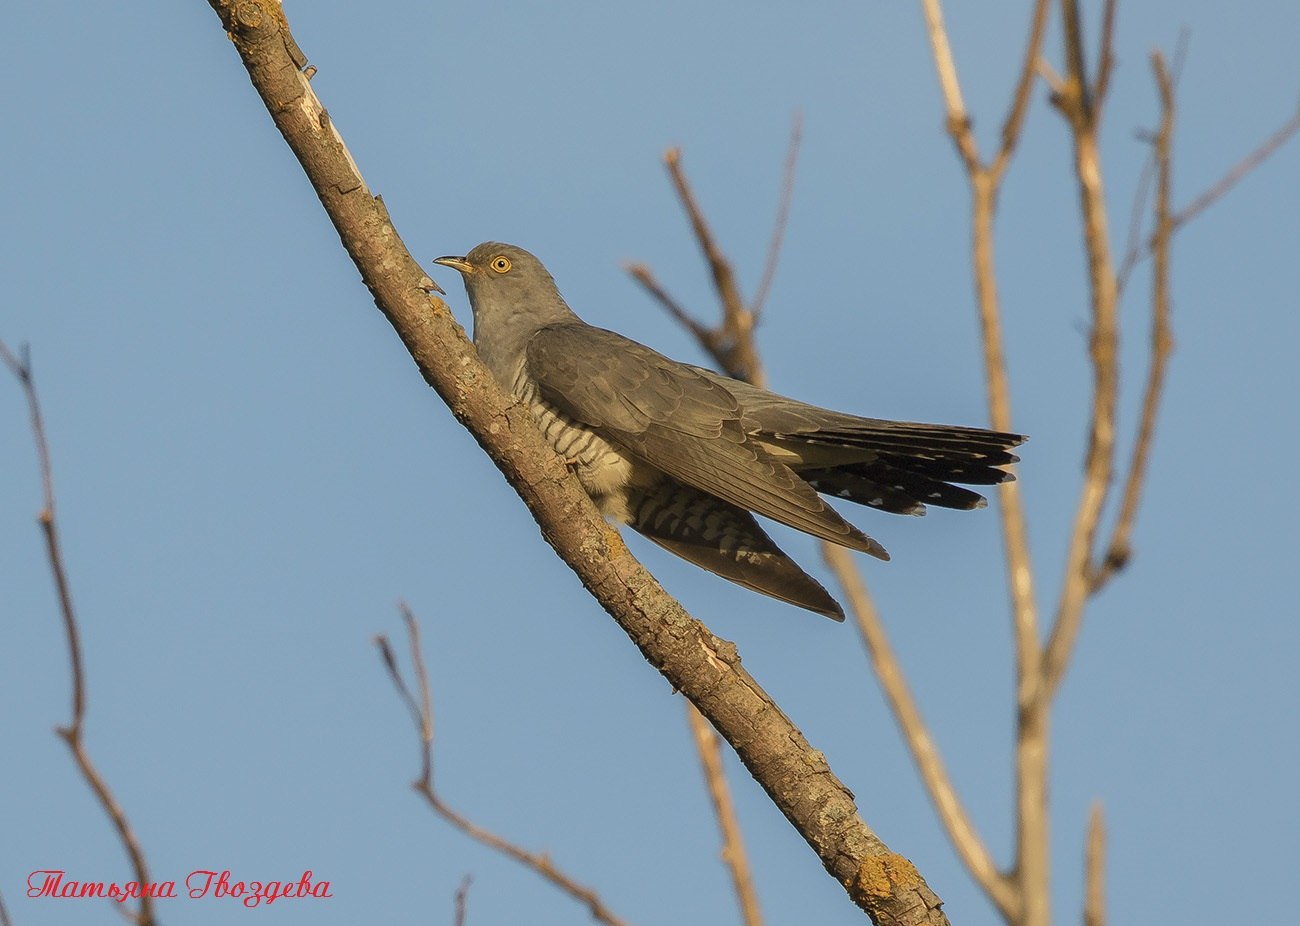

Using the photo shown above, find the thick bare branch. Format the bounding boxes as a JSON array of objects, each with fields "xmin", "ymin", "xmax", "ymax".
[
  {"xmin": 204, "ymin": 4, "xmax": 947, "ymax": 921},
  {"xmin": 1, "ymin": 340, "xmax": 157, "ymax": 926}
]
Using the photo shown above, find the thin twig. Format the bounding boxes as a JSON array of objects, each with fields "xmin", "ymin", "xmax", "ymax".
[
  {"xmin": 685, "ymin": 704, "xmax": 764, "ymax": 926},
  {"xmin": 1092, "ymin": 0, "xmax": 1118, "ymax": 110},
  {"xmin": 992, "ymin": 0, "xmax": 1052, "ymax": 179},
  {"xmin": 453, "ymin": 874, "xmax": 473, "ymax": 926},
  {"xmin": 1116, "ymin": 32, "xmax": 1187, "ymax": 295},
  {"xmin": 1, "ymin": 340, "xmax": 157, "ymax": 926},
  {"xmin": 1083, "ymin": 804, "xmax": 1107, "ymax": 926},
  {"xmin": 375, "ymin": 607, "xmax": 632, "ymax": 926},
  {"xmin": 1173, "ymin": 99, "xmax": 1300, "ymax": 231},
  {"xmin": 662, "ymin": 149, "xmax": 762, "ymax": 383},
  {"xmin": 919, "ymin": 0, "xmax": 981, "ymax": 170},
  {"xmin": 823, "ymin": 545, "xmax": 1019, "ymax": 919},
  {"xmin": 1116, "ymin": 153, "xmax": 1157, "ymax": 294},
  {"xmin": 664, "ymin": 148, "xmax": 749, "ymax": 323},
  {"xmin": 624, "ymin": 263, "xmax": 719, "ymax": 350},
  {"xmin": 1083, "ymin": 52, "xmax": 1177, "ymax": 601},
  {"xmin": 0, "ymin": 887, "xmax": 12, "ymax": 926},
  {"xmin": 1119, "ymin": 89, "xmax": 1299, "ymax": 287},
  {"xmin": 750, "ymin": 112, "xmax": 803, "ymax": 321}
]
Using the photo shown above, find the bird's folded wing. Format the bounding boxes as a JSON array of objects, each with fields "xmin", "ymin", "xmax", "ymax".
[
  {"xmin": 526, "ymin": 324, "xmax": 885, "ymax": 556},
  {"xmin": 706, "ymin": 370, "xmax": 1025, "ymax": 470}
]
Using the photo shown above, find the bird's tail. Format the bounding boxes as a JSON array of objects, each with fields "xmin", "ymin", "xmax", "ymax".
[{"xmin": 795, "ymin": 421, "xmax": 1023, "ymax": 515}]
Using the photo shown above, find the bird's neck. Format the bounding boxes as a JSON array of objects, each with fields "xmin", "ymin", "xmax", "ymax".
[{"xmin": 472, "ymin": 297, "xmax": 578, "ymax": 388}]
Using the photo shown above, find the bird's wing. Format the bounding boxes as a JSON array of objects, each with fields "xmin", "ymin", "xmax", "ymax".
[{"xmin": 526, "ymin": 324, "xmax": 885, "ymax": 557}]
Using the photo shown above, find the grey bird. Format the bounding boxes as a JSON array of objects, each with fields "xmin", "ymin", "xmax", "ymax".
[{"xmin": 434, "ymin": 242, "xmax": 1025, "ymax": 620}]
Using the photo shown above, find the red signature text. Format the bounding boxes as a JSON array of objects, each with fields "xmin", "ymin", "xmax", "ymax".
[{"xmin": 27, "ymin": 869, "xmax": 333, "ymax": 908}]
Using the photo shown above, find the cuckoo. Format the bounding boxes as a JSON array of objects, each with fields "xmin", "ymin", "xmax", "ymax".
[{"xmin": 434, "ymin": 242, "xmax": 1025, "ymax": 620}]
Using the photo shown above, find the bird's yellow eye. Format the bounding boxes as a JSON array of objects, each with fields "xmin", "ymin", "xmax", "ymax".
[{"xmin": 490, "ymin": 256, "xmax": 511, "ymax": 273}]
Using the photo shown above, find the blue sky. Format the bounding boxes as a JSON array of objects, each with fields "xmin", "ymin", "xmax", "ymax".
[{"xmin": 2, "ymin": 2, "xmax": 1297, "ymax": 924}]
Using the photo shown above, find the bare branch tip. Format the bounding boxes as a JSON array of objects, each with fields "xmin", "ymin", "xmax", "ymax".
[{"xmin": 375, "ymin": 634, "xmax": 399, "ymax": 673}]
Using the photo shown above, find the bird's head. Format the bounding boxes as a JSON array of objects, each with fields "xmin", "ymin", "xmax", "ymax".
[{"xmin": 433, "ymin": 242, "xmax": 568, "ymax": 322}]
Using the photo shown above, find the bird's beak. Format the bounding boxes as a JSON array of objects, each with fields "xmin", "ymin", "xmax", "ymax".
[{"xmin": 433, "ymin": 255, "xmax": 473, "ymax": 274}]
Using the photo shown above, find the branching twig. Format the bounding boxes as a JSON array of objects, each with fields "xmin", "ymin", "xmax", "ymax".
[
  {"xmin": 1081, "ymin": 52, "xmax": 1177, "ymax": 601},
  {"xmin": 1, "ymin": 339, "xmax": 156, "ymax": 926},
  {"xmin": 684, "ymin": 705, "xmax": 764, "ymax": 926},
  {"xmin": 1119, "ymin": 97, "xmax": 1300, "ymax": 289},
  {"xmin": 376, "ymin": 605, "xmax": 632, "ymax": 926},
  {"xmin": 658, "ymin": 149, "xmax": 763, "ymax": 383},
  {"xmin": 665, "ymin": 148, "xmax": 749, "ymax": 323},
  {"xmin": 920, "ymin": 0, "xmax": 979, "ymax": 170}
]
